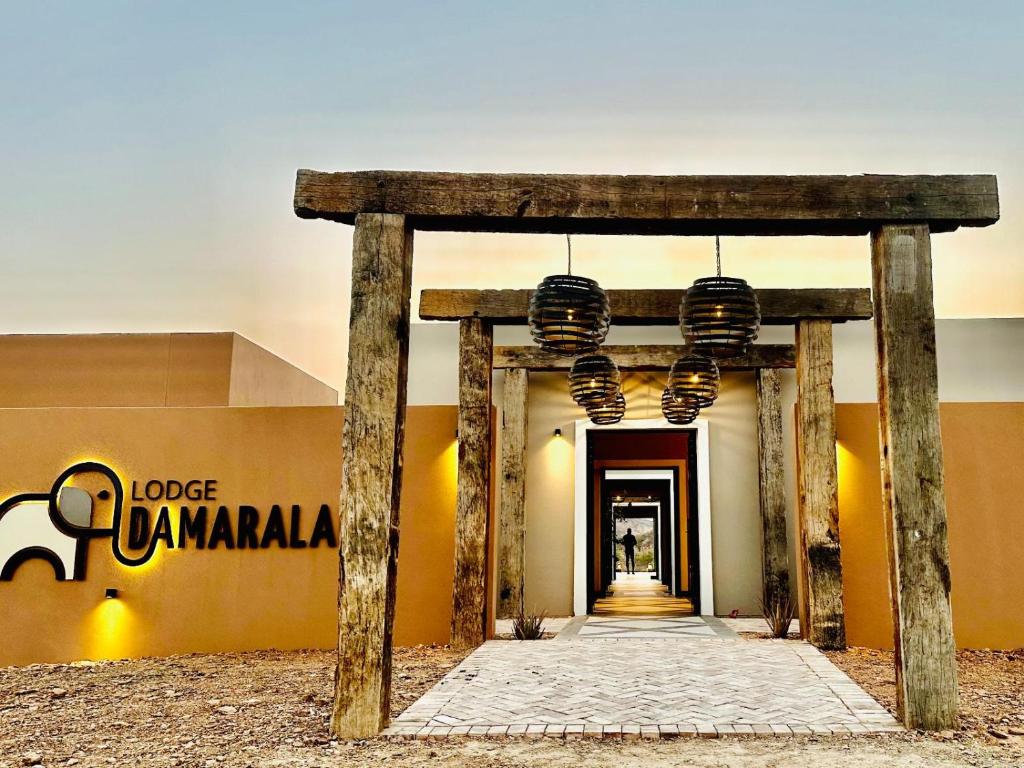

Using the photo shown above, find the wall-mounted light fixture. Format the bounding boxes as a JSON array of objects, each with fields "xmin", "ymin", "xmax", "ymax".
[
  {"xmin": 104, "ymin": 588, "xmax": 119, "ymax": 600},
  {"xmin": 553, "ymin": 428, "xmax": 562, "ymax": 437}
]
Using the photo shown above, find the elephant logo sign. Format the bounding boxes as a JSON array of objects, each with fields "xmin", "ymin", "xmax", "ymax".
[{"xmin": 0, "ymin": 461, "xmax": 127, "ymax": 582}]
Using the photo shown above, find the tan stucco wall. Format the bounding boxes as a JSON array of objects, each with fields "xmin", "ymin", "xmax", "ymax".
[
  {"xmin": 508, "ymin": 369, "xmax": 763, "ymax": 617},
  {"xmin": 228, "ymin": 335, "xmax": 338, "ymax": 406},
  {"xmin": 0, "ymin": 405, "xmax": 458, "ymax": 666},
  {"xmin": 837, "ymin": 402, "xmax": 1024, "ymax": 650},
  {"xmin": 0, "ymin": 333, "xmax": 337, "ymax": 408}
]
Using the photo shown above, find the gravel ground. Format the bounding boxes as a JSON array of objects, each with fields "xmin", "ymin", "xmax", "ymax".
[
  {"xmin": 828, "ymin": 646, "xmax": 1024, "ymax": 741},
  {"xmin": 2, "ymin": 645, "xmax": 1023, "ymax": 768}
]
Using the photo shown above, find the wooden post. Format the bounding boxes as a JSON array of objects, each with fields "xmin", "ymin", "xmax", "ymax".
[
  {"xmin": 451, "ymin": 317, "xmax": 494, "ymax": 649},
  {"xmin": 871, "ymin": 224, "xmax": 957, "ymax": 730},
  {"xmin": 497, "ymin": 368, "xmax": 529, "ymax": 619},
  {"xmin": 331, "ymin": 213, "xmax": 413, "ymax": 738},
  {"xmin": 795, "ymin": 319, "xmax": 846, "ymax": 650},
  {"xmin": 756, "ymin": 368, "xmax": 790, "ymax": 611}
]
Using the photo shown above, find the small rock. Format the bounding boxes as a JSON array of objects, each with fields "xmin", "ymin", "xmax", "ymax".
[
  {"xmin": 1008, "ymin": 726, "xmax": 1024, "ymax": 736},
  {"xmin": 988, "ymin": 728, "xmax": 1009, "ymax": 740},
  {"xmin": 22, "ymin": 753, "xmax": 43, "ymax": 766},
  {"xmin": 216, "ymin": 705, "xmax": 238, "ymax": 715},
  {"xmin": 938, "ymin": 729, "xmax": 955, "ymax": 740},
  {"xmin": 50, "ymin": 688, "xmax": 68, "ymax": 699}
]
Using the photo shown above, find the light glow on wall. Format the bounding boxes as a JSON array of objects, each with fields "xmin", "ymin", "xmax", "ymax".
[{"xmin": 83, "ymin": 595, "xmax": 140, "ymax": 661}]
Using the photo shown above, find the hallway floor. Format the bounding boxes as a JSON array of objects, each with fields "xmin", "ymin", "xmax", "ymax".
[
  {"xmin": 385, "ymin": 616, "xmax": 902, "ymax": 739},
  {"xmin": 591, "ymin": 573, "xmax": 695, "ymax": 617}
]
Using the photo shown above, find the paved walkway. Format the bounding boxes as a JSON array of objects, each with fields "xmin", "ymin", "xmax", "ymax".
[{"xmin": 386, "ymin": 616, "xmax": 901, "ymax": 739}]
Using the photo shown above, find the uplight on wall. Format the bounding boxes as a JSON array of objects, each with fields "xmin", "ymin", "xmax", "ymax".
[
  {"xmin": 104, "ymin": 588, "xmax": 119, "ymax": 600},
  {"xmin": 553, "ymin": 428, "xmax": 562, "ymax": 437}
]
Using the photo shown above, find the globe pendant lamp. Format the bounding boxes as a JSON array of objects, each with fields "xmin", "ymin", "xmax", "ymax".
[
  {"xmin": 680, "ymin": 236, "xmax": 760, "ymax": 359},
  {"xmin": 587, "ymin": 392, "xmax": 626, "ymax": 425},
  {"xmin": 661, "ymin": 388, "xmax": 699, "ymax": 425},
  {"xmin": 569, "ymin": 354, "xmax": 620, "ymax": 407},
  {"xmin": 529, "ymin": 235, "xmax": 611, "ymax": 357},
  {"xmin": 667, "ymin": 353, "xmax": 720, "ymax": 408}
]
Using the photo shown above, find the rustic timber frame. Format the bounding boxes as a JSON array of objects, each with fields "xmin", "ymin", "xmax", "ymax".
[
  {"xmin": 492, "ymin": 341, "xmax": 800, "ymax": 624},
  {"xmin": 431, "ymin": 288, "xmax": 868, "ymax": 646},
  {"xmin": 294, "ymin": 170, "xmax": 999, "ymax": 735}
]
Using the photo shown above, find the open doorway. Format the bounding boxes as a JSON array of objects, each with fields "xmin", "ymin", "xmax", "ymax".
[{"xmin": 573, "ymin": 418, "xmax": 713, "ymax": 617}]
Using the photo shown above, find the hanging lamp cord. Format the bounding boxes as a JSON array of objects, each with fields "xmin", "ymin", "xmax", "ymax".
[
  {"xmin": 715, "ymin": 235, "xmax": 722, "ymax": 277},
  {"xmin": 566, "ymin": 234, "xmax": 573, "ymax": 275}
]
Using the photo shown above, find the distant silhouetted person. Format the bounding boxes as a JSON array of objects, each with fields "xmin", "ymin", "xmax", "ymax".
[{"xmin": 618, "ymin": 528, "xmax": 638, "ymax": 574}]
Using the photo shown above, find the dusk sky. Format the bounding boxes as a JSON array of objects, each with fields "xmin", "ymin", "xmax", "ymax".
[{"xmin": 2, "ymin": 2, "xmax": 1021, "ymax": 390}]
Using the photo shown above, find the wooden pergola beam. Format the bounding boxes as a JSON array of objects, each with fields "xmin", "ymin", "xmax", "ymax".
[
  {"xmin": 450, "ymin": 318, "xmax": 494, "ymax": 650},
  {"xmin": 756, "ymin": 368, "xmax": 791, "ymax": 614},
  {"xmin": 493, "ymin": 344, "xmax": 796, "ymax": 371},
  {"xmin": 331, "ymin": 213, "xmax": 413, "ymax": 738},
  {"xmin": 420, "ymin": 288, "xmax": 872, "ymax": 325},
  {"xmin": 872, "ymin": 224, "xmax": 957, "ymax": 729},
  {"xmin": 295, "ymin": 171, "xmax": 998, "ymax": 235},
  {"xmin": 795, "ymin": 319, "xmax": 846, "ymax": 651},
  {"xmin": 496, "ymin": 368, "xmax": 529, "ymax": 620}
]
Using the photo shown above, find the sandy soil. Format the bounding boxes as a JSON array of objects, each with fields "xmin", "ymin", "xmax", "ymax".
[
  {"xmin": 828, "ymin": 646, "xmax": 1024, "ymax": 740},
  {"xmin": 2, "ymin": 645, "xmax": 1023, "ymax": 768}
]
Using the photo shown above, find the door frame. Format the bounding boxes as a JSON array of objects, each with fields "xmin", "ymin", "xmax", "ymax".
[{"xmin": 573, "ymin": 417, "xmax": 713, "ymax": 616}]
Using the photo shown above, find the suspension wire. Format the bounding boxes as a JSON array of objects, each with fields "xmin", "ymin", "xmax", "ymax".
[
  {"xmin": 716, "ymin": 235, "xmax": 722, "ymax": 277},
  {"xmin": 566, "ymin": 234, "xmax": 573, "ymax": 275}
]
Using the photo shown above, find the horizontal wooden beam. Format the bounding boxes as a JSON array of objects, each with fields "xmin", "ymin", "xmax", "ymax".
[
  {"xmin": 493, "ymin": 344, "xmax": 795, "ymax": 371},
  {"xmin": 420, "ymin": 288, "xmax": 871, "ymax": 325},
  {"xmin": 295, "ymin": 171, "xmax": 998, "ymax": 235}
]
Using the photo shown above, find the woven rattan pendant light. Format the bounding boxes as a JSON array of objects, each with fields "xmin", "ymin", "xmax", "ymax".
[
  {"xmin": 661, "ymin": 388, "xmax": 700, "ymax": 425},
  {"xmin": 569, "ymin": 354, "xmax": 620, "ymax": 407},
  {"xmin": 529, "ymin": 235, "xmax": 610, "ymax": 356},
  {"xmin": 680, "ymin": 236, "xmax": 760, "ymax": 359},
  {"xmin": 587, "ymin": 391, "xmax": 626, "ymax": 425},
  {"xmin": 666, "ymin": 352, "xmax": 720, "ymax": 408}
]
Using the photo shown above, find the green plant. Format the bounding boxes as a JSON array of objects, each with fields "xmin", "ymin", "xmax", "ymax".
[
  {"xmin": 759, "ymin": 591, "xmax": 794, "ymax": 639},
  {"xmin": 512, "ymin": 609, "xmax": 547, "ymax": 640}
]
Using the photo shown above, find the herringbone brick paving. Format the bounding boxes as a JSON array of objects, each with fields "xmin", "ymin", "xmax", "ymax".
[{"xmin": 386, "ymin": 617, "xmax": 902, "ymax": 739}]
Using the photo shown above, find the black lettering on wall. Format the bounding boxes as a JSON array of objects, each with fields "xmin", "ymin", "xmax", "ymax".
[
  {"xmin": 205, "ymin": 480, "xmax": 218, "ymax": 501},
  {"xmin": 184, "ymin": 480, "xmax": 203, "ymax": 501},
  {"xmin": 260, "ymin": 505, "xmax": 288, "ymax": 549},
  {"xmin": 151, "ymin": 506, "xmax": 175, "ymax": 549},
  {"xmin": 237, "ymin": 505, "xmax": 260, "ymax": 549},
  {"xmin": 165, "ymin": 480, "xmax": 183, "ymax": 501},
  {"xmin": 309, "ymin": 504, "xmax": 337, "ymax": 548},
  {"xmin": 178, "ymin": 505, "xmax": 208, "ymax": 549},
  {"xmin": 208, "ymin": 506, "xmax": 236, "ymax": 549},
  {"xmin": 145, "ymin": 480, "xmax": 163, "ymax": 501},
  {"xmin": 131, "ymin": 481, "xmax": 144, "ymax": 501},
  {"xmin": 289, "ymin": 505, "xmax": 308, "ymax": 549},
  {"xmin": 128, "ymin": 507, "xmax": 151, "ymax": 549}
]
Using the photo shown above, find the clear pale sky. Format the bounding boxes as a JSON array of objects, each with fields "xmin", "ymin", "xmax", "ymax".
[{"xmin": 2, "ymin": 2, "xmax": 1021, "ymax": 391}]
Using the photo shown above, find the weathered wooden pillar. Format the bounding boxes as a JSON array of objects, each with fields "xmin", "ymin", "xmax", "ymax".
[
  {"xmin": 795, "ymin": 319, "xmax": 846, "ymax": 650},
  {"xmin": 756, "ymin": 368, "xmax": 790, "ymax": 611},
  {"xmin": 451, "ymin": 317, "xmax": 494, "ymax": 649},
  {"xmin": 871, "ymin": 224, "xmax": 957, "ymax": 730},
  {"xmin": 497, "ymin": 368, "xmax": 529, "ymax": 619},
  {"xmin": 331, "ymin": 213, "xmax": 413, "ymax": 738}
]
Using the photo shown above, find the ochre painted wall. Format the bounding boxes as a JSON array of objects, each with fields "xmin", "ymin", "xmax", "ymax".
[
  {"xmin": 0, "ymin": 333, "xmax": 337, "ymax": 408},
  {"xmin": 837, "ymin": 402, "xmax": 1024, "ymax": 650},
  {"xmin": 0, "ymin": 405, "xmax": 458, "ymax": 666}
]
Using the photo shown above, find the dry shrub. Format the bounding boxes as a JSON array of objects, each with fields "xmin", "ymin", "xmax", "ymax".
[
  {"xmin": 760, "ymin": 591, "xmax": 794, "ymax": 638},
  {"xmin": 512, "ymin": 610, "xmax": 547, "ymax": 640}
]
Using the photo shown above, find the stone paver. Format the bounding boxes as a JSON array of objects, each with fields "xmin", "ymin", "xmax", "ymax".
[{"xmin": 385, "ymin": 617, "xmax": 902, "ymax": 740}]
